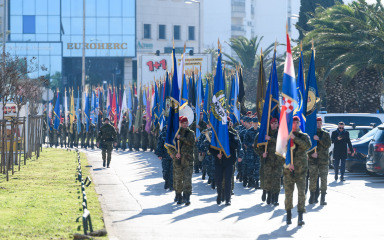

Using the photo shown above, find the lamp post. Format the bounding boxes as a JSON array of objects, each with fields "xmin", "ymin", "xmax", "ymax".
[{"xmin": 184, "ymin": 0, "xmax": 200, "ymax": 53}]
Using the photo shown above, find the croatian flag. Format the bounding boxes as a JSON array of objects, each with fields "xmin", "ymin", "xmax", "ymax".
[{"xmin": 276, "ymin": 33, "xmax": 298, "ymax": 167}]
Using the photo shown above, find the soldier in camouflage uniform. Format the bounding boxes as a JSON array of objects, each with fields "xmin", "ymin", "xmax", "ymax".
[
  {"xmin": 134, "ymin": 125, "xmax": 141, "ymax": 151},
  {"xmin": 241, "ymin": 117, "xmax": 259, "ymax": 188},
  {"xmin": 80, "ymin": 121, "xmax": 86, "ymax": 148},
  {"xmin": 284, "ymin": 116, "xmax": 311, "ymax": 226},
  {"xmin": 168, "ymin": 116, "xmax": 195, "ymax": 205},
  {"xmin": 59, "ymin": 118, "xmax": 67, "ymax": 148},
  {"xmin": 141, "ymin": 116, "xmax": 149, "ymax": 151},
  {"xmin": 308, "ymin": 117, "xmax": 331, "ymax": 206},
  {"xmin": 97, "ymin": 117, "xmax": 117, "ymax": 168},
  {"xmin": 254, "ymin": 117, "xmax": 283, "ymax": 205},
  {"xmin": 49, "ymin": 120, "xmax": 54, "ymax": 147},
  {"xmin": 87, "ymin": 119, "xmax": 96, "ymax": 149},
  {"xmin": 155, "ymin": 125, "xmax": 173, "ymax": 190},
  {"xmin": 127, "ymin": 125, "xmax": 134, "ymax": 151},
  {"xmin": 120, "ymin": 116, "xmax": 128, "ymax": 150}
]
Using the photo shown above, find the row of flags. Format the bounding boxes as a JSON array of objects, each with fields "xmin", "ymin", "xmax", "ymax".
[{"xmin": 49, "ymin": 32, "xmax": 319, "ymax": 168}]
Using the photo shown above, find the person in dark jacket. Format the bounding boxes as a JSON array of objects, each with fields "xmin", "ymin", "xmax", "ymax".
[
  {"xmin": 331, "ymin": 122, "xmax": 354, "ymax": 181},
  {"xmin": 210, "ymin": 116, "xmax": 243, "ymax": 206}
]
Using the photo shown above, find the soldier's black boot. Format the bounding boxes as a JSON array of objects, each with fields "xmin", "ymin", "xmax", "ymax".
[
  {"xmin": 208, "ymin": 177, "xmax": 212, "ymax": 184},
  {"xmin": 320, "ymin": 193, "xmax": 327, "ymax": 205},
  {"xmin": 176, "ymin": 193, "xmax": 182, "ymax": 204},
  {"xmin": 239, "ymin": 174, "xmax": 243, "ymax": 182},
  {"xmin": 184, "ymin": 193, "xmax": 191, "ymax": 206},
  {"xmin": 216, "ymin": 192, "xmax": 222, "ymax": 205},
  {"xmin": 255, "ymin": 180, "xmax": 259, "ymax": 189},
  {"xmin": 211, "ymin": 179, "xmax": 216, "ymax": 189},
  {"xmin": 247, "ymin": 178, "xmax": 253, "ymax": 188},
  {"xmin": 107, "ymin": 160, "xmax": 111, "ymax": 168},
  {"xmin": 266, "ymin": 191, "xmax": 272, "ymax": 205},
  {"xmin": 164, "ymin": 180, "xmax": 169, "ymax": 190},
  {"xmin": 298, "ymin": 212, "xmax": 305, "ymax": 226},
  {"xmin": 243, "ymin": 177, "xmax": 247, "ymax": 187},
  {"xmin": 236, "ymin": 173, "xmax": 240, "ymax": 180},
  {"xmin": 169, "ymin": 184, "xmax": 174, "ymax": 191},
  {"xmin": 202, "ymin": 171, "xmax": 206, "ymax": 180},
  {"xmin": 314, "ymin": 192, "xmax": 320, "ymax": 204},
  {"xmin": 273, "ymin": 193, "xmax": 280, "ymax": 206},
  {"xmin": 174, "ymin": 193, "xmax": 178, "ymax": 202},
  {"xmin": 221, "ymin": 191, "xmax": 225, "ymax": 202},
  {"xmin": 103, "ymin": 160, "xmax": 106, "ymax": 167},
  {"xmin": 309, "ymin": 192, "xmax": 315, "ymax": 204},
  {"xmin": 261, "ymin": 190, "xmax": 267, "ymax": 202},
  {"xmin": 286, "ymin": 210, "xmax": 292, "ymax": 225}
]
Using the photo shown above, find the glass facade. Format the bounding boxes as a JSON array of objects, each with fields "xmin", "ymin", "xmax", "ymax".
[{"xmin": 7, "ymin": 0, "xmax": 136, "ymax": 88}]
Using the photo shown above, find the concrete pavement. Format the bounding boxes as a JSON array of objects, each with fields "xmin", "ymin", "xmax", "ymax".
[{"xmin": 84, "ymin": 149, "xmax": 384, "ymax": 240}]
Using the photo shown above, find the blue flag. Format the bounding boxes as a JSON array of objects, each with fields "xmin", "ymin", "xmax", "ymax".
[
  {"xmin": 295, "ymin": 51, "xmax": 306, "ymax": 132},
  {"xmin": 257, "ymin": 52, "xmax": 280, "ymax": 146},
  {"xmin": 152, "ymin": 83, "xmax": 159, "ymax": 126},
  {"xmin": 180, "ymin": 74, "xmax": 188, "ymax": 108},
  {"xmin": 195, "ymin": 72, "xmax": 203, "ymax": 139},
  {"xmin": 203, "ymin": 80, "xmax": 210, "ymax": 123},
  {"xmin": 127, "ymin": 86, "xmax": 133, "ymax": 129},
  {"xmin": 85, "ymin": 91, "xmax": 90, "ymax": 132},
  {"xmin": 229, "ymin": 74, "xmax": 240, "ymax": 124},
  {"xmin": 76, "ymin": 90, "xmax": 81, "ymax": 134},
  {"xmin": 53, "ymin": 92, "xmax": 60, "ymax": 130},
  {"xmin": 143, "ymin": 88, "xmax": 147, "ymax": 107},
  {"xmin": 210, "ymin": 48, "xmax": 230, "ymax": 157},
  {"xmin": 304, "ymin": 50, "xmax": 319, "ymax": 152},
  {"xmin": 165, "ymin": 48, "xmax": 180, "ymax": 150},
  {"xmin": 91, "ymin": 90, "xmax": 95, "ymax": 125}
]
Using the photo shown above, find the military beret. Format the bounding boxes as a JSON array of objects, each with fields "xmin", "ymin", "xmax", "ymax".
[
  {"xmin": 143, "ymin": 115, "xmax": 146, "ymax": 119},
  {"xmin": 270, "ymin": 117, "xmax": 278, "ymax": 123},
  {"xmin": 179, "ymin": 116, "xmax": 188, "ymax": 123},
  {"xmin": 316, "ymin": 117, "xmax": 322, "ymax": 121},
  {"xmin": 293, "ymin": 116, "xmax": 300, "ymax": 122},
  {"xmin": 247, "ymin": 111, "xmax": 252, "ymax": 115},
  {"xmin": 252, "ymin": 117, "xmax": 258, "ymax": 123}
]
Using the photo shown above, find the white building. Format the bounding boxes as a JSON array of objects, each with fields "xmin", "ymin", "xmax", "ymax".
[{"xmin": 136, "ymin": 0, "xmax": 202, "ymax": 85}]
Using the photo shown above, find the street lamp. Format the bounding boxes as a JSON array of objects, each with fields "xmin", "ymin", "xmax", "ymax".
[{"xmin": 184, "ymin": 0, "xmax": 201, "ymax": 53}]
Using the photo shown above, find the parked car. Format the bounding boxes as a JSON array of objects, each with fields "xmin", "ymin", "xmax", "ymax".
[
  {"xmin": 318, "ymin": 113, "xmax": 384, "ymax": 127},
  {"xmin": 345, "ymin": 127, "xmax": 378, "ymax": 172},
  {"xmin": 366, "ymin": 124, "xmax": 384, "ymax": 176},
  {"xmin": 322, "ymin": 124, "xmax": 373, "ymax": 168}
]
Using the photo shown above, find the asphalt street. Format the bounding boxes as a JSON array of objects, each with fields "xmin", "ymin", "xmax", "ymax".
[{"xmin": 83, "ymin": 149, "xmax": 384, "ymax": 240}]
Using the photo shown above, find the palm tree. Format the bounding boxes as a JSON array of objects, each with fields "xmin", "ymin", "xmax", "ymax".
[
  {"xmin": 224, "ymin": 36, "xmax": 280, "ymax": 110},
  {"xmin": 301, "ymin": 0, "xmax": 384, "ymax": 112}
]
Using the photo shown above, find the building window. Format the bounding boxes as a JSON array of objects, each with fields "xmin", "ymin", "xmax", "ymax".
[
  {"xmin": 159, "ymin": 25, "xmax": 166, "ymax": 40},
  {"xmin": 188, "ymin": 26, "xmax": 195, "ymax": 41},
  {"xmin": 23, "ymin": 16, "xmax": 36, "ymax": 34},
  {"xmin": 174, "ymin": 25, "xmax": 180, "ymax": 40},
  {"xmin": 144, "ymin": 24, "xmax": 151, "ymax": 39}
]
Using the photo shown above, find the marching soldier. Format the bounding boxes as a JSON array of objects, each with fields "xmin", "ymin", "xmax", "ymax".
[
  {"xmin": 120, "ymin": 116, "xmax": 128, "ymax": 151},
  {"xmin": 255, "ymin": 117, "xmax": 283, "ymax": 205},
  {"xmin": 197, "ymin": 123, "xmax": 215, "ymax": 189},
  {"xmin": 59, "ymin": 118, "xmax": 67, "ymax": 148},
  {"xmin": 87, "ymin": 119, "xmax": 96, "ymax": 149},
  {"xmin": 141, "ymin": 116, "xmax": 149, "ymax": 151},
  {"xmin": 97, "ymin": 117, "xmax": 117, "ymax": 168},
  {"xmin": 168, "ymin": 116, "xmax": 195, "ymax": 205},
  {"xmin": 241, "ymin": 117, "xmax": 259, "ymax": 188},
  {"xmin": 284, "ymin": 116, "xmax": 311, "ymax": 226},
  {"xmin": 308, "ymin": 117, "xmax": 332, "ymax": 205},
  {"xmin": 128, "ymin": 124, "xmax": 134, "ymax": 151},
  {"xmin": 155, "ymin": 125, "xmax": 174, "ymax": 190},
  {"xmin": 237, "ymin": 117, "xmax": 248, "ymax": 182}
]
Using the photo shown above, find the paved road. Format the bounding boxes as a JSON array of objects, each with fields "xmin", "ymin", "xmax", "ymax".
[{"xmin": 84, "ymin": 149, "xmax": 384, "ymax": 240}]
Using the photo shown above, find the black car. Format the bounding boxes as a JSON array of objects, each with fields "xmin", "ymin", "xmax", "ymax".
[
  {"xmin": 366, "ymin": 125, "xmax": 384, "ymax": 176},
  {"xmin": 345, "ymin": 127, "xmax": 378, "ymax": 172}
]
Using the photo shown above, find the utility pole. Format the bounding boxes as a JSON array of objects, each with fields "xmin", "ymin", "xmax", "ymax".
[
  {"xmin": 287, "ymin": 0, "xmax": 292, "ymax": 36},
  {"xmin": 82, "ymin": 0, "xmax": 86, "ymax": 87}
]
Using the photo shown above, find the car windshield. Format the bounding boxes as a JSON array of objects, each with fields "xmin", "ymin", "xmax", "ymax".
[
  {"xmin": 346, "ymin": 129, "xmax": 370, "ymax": 140},
  {"xmin": 324, "ymin": 116, "xmax": 382, "ymax": 126},
  {"xmin": 358, "ymin": 128, "xmax": 378, "ymax": 140}
]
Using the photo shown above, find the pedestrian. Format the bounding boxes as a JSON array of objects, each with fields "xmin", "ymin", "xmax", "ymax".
[
  {"xmin": 331, "ymin": 122, "xmax": 354, "ymax": 181},
  {"xmin": 168, "ymin": 116, "xmax": 195, "ymax": 205},
  {"xmin": 210, "ymin": 116, "xmax": 243, "ymax": 206},
  {"xmin": 308, "ymin": 117, "xmax": 332, "ymax": 205},
  {"xmin": 97, "ymin": 117, "xmax": 117, "ymax": 168},
  {"xmin": 284, "ymin": 116, "xmax": 311, "ymax": 226}
]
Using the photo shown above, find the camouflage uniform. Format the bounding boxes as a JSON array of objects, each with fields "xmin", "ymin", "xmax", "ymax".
[
  {"xmin": 242, "ymin": 126, "xmax": 259, "ymax": 188},
  {"xmin": 237, "ymin": 124, "xmax": 247, "ymax": 182},
  {"xmin": 87, "ymin": 122, "xmax": 96, "ymax": 149},
  {"xmin": 49, "ymin": 124, "xmax": 54, "ymax": 147},
  {"xmin": 134, "ymin": 128, "xmax": 141, "ymax": 151},
  {"xmin": 308, "ymin": 128, "xmax": 331, "ymax": 195},
  {"xmin": 168, "ymin": 127, "xmax": 195, "ymax": 198},
  {"xmin": 128, "ymin": 126, "xmax": 134, "ymax": 151},
  {"xmin": 120, "ymin": 119, "xmax": 128, "ymax": 150},
  {"xmin": 97, "ymin": 122, "xmax": 117, "ymax": 167},
  {"xmin": 155, "ymin": 127, "xmax": 173, "ymax": 190},
  {"xmin": 141, "ymin": 120, "xmax": 149, "ymax": 151},
  {"xmin": 80, "ymin": 122, "xmax": 86, "ymax": 148},
  {"xmin": 283, "ymin": 130, "xmax": 311, "ymax": 213},
  {"xmin": 59, "ymin": 122, "xmax": 67, "ymax": 148}
]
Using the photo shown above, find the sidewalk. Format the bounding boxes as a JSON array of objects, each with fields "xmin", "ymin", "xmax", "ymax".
[{"xmin": 85, "ymin": 149, "xmax": 384, "ymax": 240}]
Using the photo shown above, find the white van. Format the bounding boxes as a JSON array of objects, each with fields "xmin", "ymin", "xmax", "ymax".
[{"xmin": 317, "ymin": 113, "xmax": 384, "ymax": 127}]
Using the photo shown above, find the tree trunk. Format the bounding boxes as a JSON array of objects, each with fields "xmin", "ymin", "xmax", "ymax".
[{"xmin": 242, "ymin": 67, "xmax": 258, "ymax": 112}]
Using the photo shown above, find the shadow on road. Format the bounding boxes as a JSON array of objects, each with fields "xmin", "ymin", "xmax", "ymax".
[
  {"xmin": 257, "ymin": 224, "xmax": 301, "ymax": 240},
  {"xmin": 170, "ymin": 204, "xmax": 224, "ymax": 223},
  {"xmin": 222, "ymin": 203, "xmax": 282, "ymax": 222}
]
